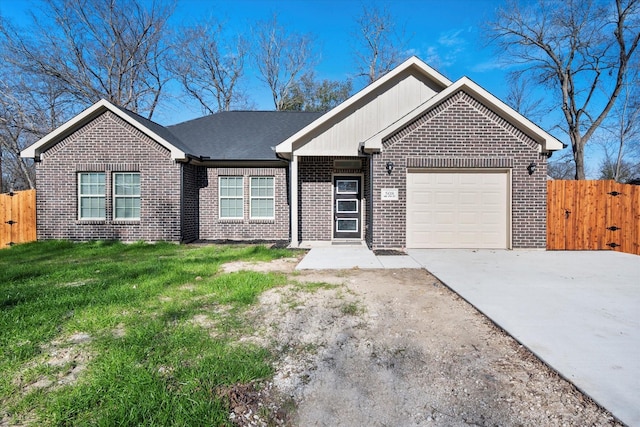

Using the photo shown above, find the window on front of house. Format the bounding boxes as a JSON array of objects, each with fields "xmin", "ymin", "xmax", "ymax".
[
  {"xmin": 219, "ymin": 176, "xmax": 244, "ymax": 219},
  {"xmin": 250, "ymin": 176, "xmax": 274, "ymax": 219},
  {"xmin": 78, "ymin": 172, "xmax": 106, "ymax": 220},
  {"xmin": 114, "ymin": 173, "xmax": 141, "ymax": 220}
]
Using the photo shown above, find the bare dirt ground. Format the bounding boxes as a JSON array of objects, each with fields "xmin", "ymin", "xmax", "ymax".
[{"xmin": 222, "ymin": 260, "xmax": 623, "ymax": 427}]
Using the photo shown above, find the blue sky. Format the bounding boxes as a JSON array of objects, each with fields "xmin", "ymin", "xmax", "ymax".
[
  {"xmin": 1, "ymin": 0, "xmax": 508, "ymax": 121},
  {"xmin": 5, "ymin": 0, "xmax": 595, "ymax": 170},
  {"xmin": 168, "ymin": 0, "xmax": 507, "ymax": 117}
]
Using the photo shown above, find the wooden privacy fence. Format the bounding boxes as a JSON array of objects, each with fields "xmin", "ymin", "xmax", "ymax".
[
  {"xmin": 0, "ymin": 189, "xmax": 37, "ymax": 248},
  {"xmin": 547, "ymin": 180, "xmax": 640, "ymax": 255}
]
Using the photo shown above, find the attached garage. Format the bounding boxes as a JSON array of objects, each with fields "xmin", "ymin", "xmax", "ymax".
[
  {"xmin": 406, "ymin": 170, "xmax": 510, "ymax": 249},
  {"xmin": 272, "ymin": 57, "xmax": 563, "ymax": 250}
]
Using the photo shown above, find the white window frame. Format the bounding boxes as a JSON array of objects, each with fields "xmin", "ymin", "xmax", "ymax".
[
  {"xmin": 250, "ymin": 176, "xmax": 275, "ymax": 219},
  {"xmin": 219, "ymin": 176, "xmax": 244, "ymax": 219},
  {"xmin": 113, "ymin": 172, "xmax": 141, "ymax": 221},
  {"xmin": 336, "ymin": 179, "xmax": 359, "ymax": 195},
  {"xmin": 78, "ymin": 172, "xmax": 106, "ymax": 220}
]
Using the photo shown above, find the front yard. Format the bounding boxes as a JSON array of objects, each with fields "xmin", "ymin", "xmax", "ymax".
[
  {"xmin": 1, "ymin": 241, "xmax": 622, "ymax": 426},
  {"xmin": 0, "ymin": 241, "xmax": 293, "ymax": 426}
]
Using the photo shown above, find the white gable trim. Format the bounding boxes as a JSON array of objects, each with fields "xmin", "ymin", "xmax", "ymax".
[
  {"xmin": 275, "ymin": 56, "xmax": 452, "ymax": 158},
  {"xmin": 363, "ymin": 77, "xmax": 564, "ymax": 153},
  {"xmin": 20, "ymin": 99, "xmax": 187, "ymax": 160}
]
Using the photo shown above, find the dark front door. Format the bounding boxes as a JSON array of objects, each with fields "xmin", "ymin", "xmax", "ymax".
[{"xmin": 333, "ymin": 176, "xmax": 361, "ymax": 239}]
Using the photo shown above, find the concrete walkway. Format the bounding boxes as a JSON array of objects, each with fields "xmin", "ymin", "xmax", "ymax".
[
  {"xmin": 295, "ymin": 245, "xmax": 422, "ymax": 270},
  {"xmin": 408, "ymin": 249, "xmax": 640, "ymax": 427}
]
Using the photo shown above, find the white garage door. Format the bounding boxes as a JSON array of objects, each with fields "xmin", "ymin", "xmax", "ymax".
[{"xmin": 406, "ymin": 171, "xmax": 509, "ymax": 249}]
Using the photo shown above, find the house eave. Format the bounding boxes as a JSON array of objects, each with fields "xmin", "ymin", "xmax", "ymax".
[
  {"xmin": 181, "ymin": 158, "xmax": 288, "ymax": 168},
  {"xmin": 275, "ymin": 56, "xmax": 452, "ymax": 156},
  {"xmin": 363, "ymin": 76, "xmax": 564, "ymax": 154},
  {"xmin": 20, "ymin": 99, "xmax": 187, "ymax": 161}
]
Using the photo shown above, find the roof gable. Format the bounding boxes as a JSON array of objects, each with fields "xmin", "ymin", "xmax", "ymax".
[
  {"xmin": 21, "ymin": 100, "xmax": 323, "ymax": 163},
  {"xmin": 275, "ymin": 56, "xmax": 452, "ymax": 158},
  {"xmin": 362, "ymin": 77, "xmax": 564, "ymax": 153},
  {"xmin": 275, "ymin": 56, "xmax": 563, "ymax": 157},
  {"xmin": 21, "ymin": 99, "xmax": 188, "ymax": 161}
]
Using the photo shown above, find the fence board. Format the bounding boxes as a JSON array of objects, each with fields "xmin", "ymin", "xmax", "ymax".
[
  {"xmin": 547, "ymin": 180, "xmax": 640, "ymax": 255},
  {"xmin": 0, "ymin": 189, "xmax": 36, "ymax": 248}
]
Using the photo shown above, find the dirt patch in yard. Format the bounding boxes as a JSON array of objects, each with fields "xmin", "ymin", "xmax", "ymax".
[
  {"xmin": 15, "ymin": 332, "xmax": 93, "ymax": 395},
  {"xmin": 238, "ymin": 267, "xmax": 622, "ymax": 426},
  {"xmin": 222, "ymin": 257, "xmax": 302, "ymax": 274}
]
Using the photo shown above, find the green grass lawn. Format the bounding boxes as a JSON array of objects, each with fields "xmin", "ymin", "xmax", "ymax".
[{"xmin": 0, "ymin": 240, "xmax": 293, "ymax": 426}]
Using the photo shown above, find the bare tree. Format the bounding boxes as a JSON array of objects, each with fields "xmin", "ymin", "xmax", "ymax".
[
  {"xmin": 0, "ymin": 0, "xmax": 176, "ymax": 188},
  {"xmin": 505, "ymin": 74, "xmax": 547, "ymax": 123},
  {"xmin": 280, "ymin": 72, "xmax": 352, "ymax": 112},
  {"xmin": 170, "ymin": 20, "xmax": 249, "ymax": 114},
  {"xmin": 352, "ymin": 4, "xmax": 409, "ymax": 84},
  {"xmin": 253, "ymin": 14, "xmax": 317, "ymax": 111},
  {"xmin": 599, "ymin": 65, "xmax": 640, "ymax": 181},
  {"xmin": 0, "ymin": 0, "xmax": 176, "ymax": 119},
  {"xmin": 598, "ymin": 150, "xmax": 639, "ymax": 181},
  {"xmin": 547, "ymin": 151, "xmax": 577, "ymax": 180},
  {"xmin": 488, "ymin": 0, "xmax": 640, "ymax": 180},
  {"xmin": 0, "ymin": 75, "xmax": 65, "ymax": 190}
]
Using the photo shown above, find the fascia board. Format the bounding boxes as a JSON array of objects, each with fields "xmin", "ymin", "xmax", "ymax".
[
  {"xmin": 456, "ymin": 77, "xmax": 564, "ymax": 152},
  {"xmin": 20, "ymin": 100, "xmax": 110, "ymax": 159},
  {"xmin": 364, "ymin": 77, "xmax": 564, "ymax": 153},
  {"xmin": 275, "ymin": 56, "xmax": 452, "ymax": 155},
  {"xmin": 21, "ymin": 99, "xmax": 187, "ymax": 160}
]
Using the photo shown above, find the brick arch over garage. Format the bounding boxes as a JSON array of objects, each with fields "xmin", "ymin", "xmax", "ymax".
[{"xmin": 371, "ymin": 90, "xmax": 548, "ymax": 250}]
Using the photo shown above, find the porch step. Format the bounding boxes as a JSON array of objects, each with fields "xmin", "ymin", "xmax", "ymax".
[{"xmin": 331, "ymin": 240, "xmax": 366, "ymax": 246}]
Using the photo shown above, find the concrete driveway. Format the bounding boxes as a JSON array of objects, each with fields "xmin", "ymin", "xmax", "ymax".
[{"xmin": 408, "ymin": 249, "xmax": 640, "ymax": 427}]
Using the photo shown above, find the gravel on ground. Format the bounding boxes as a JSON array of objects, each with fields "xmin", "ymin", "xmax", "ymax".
[{"xmin": 221, "ymin": 259, "xmax": 622, "ymax": 427}]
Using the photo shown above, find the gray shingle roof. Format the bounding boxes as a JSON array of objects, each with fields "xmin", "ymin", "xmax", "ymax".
[
  {"xmin": 109, "ymin": 103, "xmax": 193, "ymax": 155},
  {"xmin": 167, "ymin": 111, "xmax": 324, "ymax": 161}
]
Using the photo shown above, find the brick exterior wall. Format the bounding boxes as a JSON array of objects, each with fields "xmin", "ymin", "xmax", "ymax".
[
  {"xmin": 298, "ymin": 156, "xmax": 368, "ymax": 242},
  {"xmin": 372, "ymin": 90, "xmax": 548, "ymax": 249},
  {"xmin": 35, "ymin": 111, "xmax": 183, "ymax": 242},
  {"xmin": 198, "ymin": 167, "xmax": 289, "ymax": 241},
  {"xmin": 34, "ymin": 90, "xmax": 548, "ymax": 248}
]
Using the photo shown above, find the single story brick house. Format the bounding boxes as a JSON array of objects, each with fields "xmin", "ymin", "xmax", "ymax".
[{"xmin": 21, "ymin": 56, "xmax": 563, "ymax": 250}]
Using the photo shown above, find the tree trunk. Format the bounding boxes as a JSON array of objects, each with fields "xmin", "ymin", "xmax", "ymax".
[{"xmin": 571, "ymin": 132, "xmax": 586, "ymax": 180}]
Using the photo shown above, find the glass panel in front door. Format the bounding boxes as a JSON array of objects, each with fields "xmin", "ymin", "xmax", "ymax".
[
  {"xmin": 336, "ymin": 199, "xmax": 358, "ymax": 213},
  {"xmin": 334, "ymin": 176, "xmax": 361, "ymax": 239},
  {"xmin": 337, "ymin": 219, "xmax": 358, "ymax": 231},
  {"xmin": 336, "ymin": 180, "xmax": 358, "ymax": 194}
]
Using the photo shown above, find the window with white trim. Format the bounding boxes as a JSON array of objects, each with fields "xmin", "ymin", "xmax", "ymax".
[
  {"xmin": 250, "ymin": 177, "xmax": 274, "ymax": 219},
  {"xmin": 78, "ymin": 172, "xmax": 106, "ymax": 220},
  {"xmin": 113, "ymin": 173, "xmax": 141, "ymax": 220},
  {"xmin": 219, "ymin": 176, "xmax": 244, "ymax": 219}
]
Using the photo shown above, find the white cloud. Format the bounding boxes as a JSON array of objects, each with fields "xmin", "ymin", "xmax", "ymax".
[
  {"xmin": 420, "ymin": 28, "xmax": 470, "ymax": 71},
  {"xmin": 437, "ymin": 29, "xmax": 466, "ymax": 48},
  {"xmin": 470, "ymin": 59, "xmax": 519, "ymax": 73}
]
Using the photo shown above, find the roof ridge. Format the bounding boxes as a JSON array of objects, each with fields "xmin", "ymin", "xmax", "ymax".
[{"xmin": 167, "ymin": 110, "xmax": 324, "ymax": 128}]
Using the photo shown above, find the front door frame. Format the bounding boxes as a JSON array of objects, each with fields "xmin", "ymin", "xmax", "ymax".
[{"xmin": 332, "ymin": 174, "xmax": 363, "ymax": 240}]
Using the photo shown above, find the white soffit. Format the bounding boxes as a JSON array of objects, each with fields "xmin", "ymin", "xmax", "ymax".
[{"xmin": 20, "ymin": 99, "xmax": 187, "ymax": 160}]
